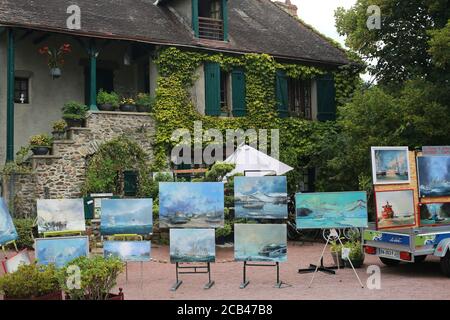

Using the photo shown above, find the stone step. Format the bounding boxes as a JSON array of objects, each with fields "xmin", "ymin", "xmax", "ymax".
[
  {"xmin": 30, "ymin": 155, "xmax": 63, "ymax": 170},
  {"xmin": 51, "ymin": 140, "xmax": 76, "ymax": 156},
  {"xmin": 66, "ymin": 127, "xmax": 92, "ymax": 143}
]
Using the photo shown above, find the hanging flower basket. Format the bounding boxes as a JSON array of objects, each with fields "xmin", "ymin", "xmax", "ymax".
[
  {"xmin": 39, "ymin": 44, "xmax": 71, "ymax": 79},
  {"xmin": 50, "ymin": 67, "xmax": 62, "ymax": 79}
]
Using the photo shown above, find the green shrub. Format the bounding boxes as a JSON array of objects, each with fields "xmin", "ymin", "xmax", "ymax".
[
  {"xmin": 97, "ymin": 89, "xmax": 119, "ymax": 108},
  {"xmin": 14, "ymin": 218, "xmax": 37, "ymax": 249},
  {"xmin": 62, "ymin": 101, "xmax": 88, "ymax": 120},
  {"xmin": 52, "ymin": 120, "xmax": 67, "ymax": 132},
  {"xmin": 136, "ymin": 93, "xmax": 154, "ymax": 111}
]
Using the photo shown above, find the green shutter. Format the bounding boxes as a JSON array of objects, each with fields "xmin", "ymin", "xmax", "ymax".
[
  {"xmin": 232, "ymin": 69, "xmax": 246, "ymax": 117},
  {"xmin": 192, "ymin": 0, "xmax": 199, "ymax": 37},
  {"xmin": 204, "ymin": 62, "xmax": 221, "ymax": 116},
  {"xmin": 316, "ymin": 73, "xmax": 336, "ymax": 121},
  {"xmin": 276, "ymin": 70, "xmax": 288, "ymax": 118},
  {"xmin": 222, "ymin": 0, "xmax": 228, "ymax": 41}
]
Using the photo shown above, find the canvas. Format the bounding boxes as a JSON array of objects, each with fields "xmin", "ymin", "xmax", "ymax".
[
  {"xmin": 371, "ymin": 147, "xmax": 410, "ymax": 185},
  {"xmin": 0, "ymin": 198, "xmax": 18, "ymax": 245},
  {"xmin": 159, "ymin": 183, "xmax": 224, "ymax": 228},
  {"xmin": 35, "ymin": 236, "xmax": 89, "ymax": 268},
  {"xmin": 37, "ymin": 199, "xmax": 86, "ymax": 233},
  {"xmin": 101, "ymin": 199, "xmax": 153, "ymax": 235},
  {"xmin": 295, "ymin": 192, "xmax": 368, "ymax": 229},
  {"xmin": 417, "ymin": 156, "xmax": 450, "ymax": 198},
  {"xmin": 2, "ymin": 250, "xmax": 31, "ymax": 273},
  {"xmin": 170, "ymin": 229, "xmax": 215, "ymax": 263},
  {"xmin": 234, "ymin": 224, "xmax": 287, "ymax": 262},
  {"xmin": 104, "ymin": 241, "xmax": 151, "ymax": 262},
  {"xmin": 375, "ymin": 190, "xmax": 416, "ymax": 230},
  {"xmin": 234, "ymin": 176, "xmax": 288, "ymax": 219},
  {"xmin": 420, "ymin": 203, "xmax": 450, "ymax": 227}
]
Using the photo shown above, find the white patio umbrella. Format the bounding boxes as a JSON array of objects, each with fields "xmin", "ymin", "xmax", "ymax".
[{"xmin": 223, "ymin": 144, "xmax": 293, "ymax": 178}]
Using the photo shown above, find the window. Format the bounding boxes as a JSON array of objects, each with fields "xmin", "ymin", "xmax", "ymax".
[
  {"xmin": 195, "ymin": 0, "xmax": 228, "ymax": 41},
  {"xmin": 220, "ymin": 70, "xmax": 230, "ymax": 116},
  {"xmin": 288, "ymin": 78, "xmax": 312, "ymax": 119},
  {"xmin": 14, "ymin": 77, "xmax": 29, "ymax": 104}
]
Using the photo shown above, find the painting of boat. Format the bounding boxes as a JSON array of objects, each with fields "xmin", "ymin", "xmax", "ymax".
[
  {"xmin": 0, "ymin": 198, "xmax": 18, "ymax": 245},
  {"xmin": 170, "ymin": 229, "xmax": 215, "ymax": 263},
  {"xmin": 37, "ymin": 199, "xmax": 86, "ymax": 233},
  {"xmin": 417, "ymin": 156, "xmax": 450, "ymax": 198},
  {"xmin": 371, "ymin": 147, "xmax": 410, "ymax": 185},
  {"xmin": 420, "ymin": 202, "xmax": 450, "ymax": 226},
  {"xmin": 35, "ymin": 236, "xmax": 89, "ymax": 268},
  {"xmin": 375, "ymin": 190, "xmax": 416, "ymax": 229}
]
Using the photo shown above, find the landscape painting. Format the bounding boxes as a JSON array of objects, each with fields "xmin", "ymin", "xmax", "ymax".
[
  {"xmin": 170, "ymin": 229, "xmax": 215, "ymax": 263},
  {"xmin": 37, "ymin": 199, "xmax": 86, "ymax": 233},
  {"xmin": 420, "ymin": 203, "xmax": 450, "ymax": 226},
  {"xmin": 234, "ymin": 176, "xmax": 288, "ymax": 219},
  {"xmin": 0, "ymin": 198, "xmax": 18, "ymax": 245},
  {"xmin": 234, "ymin": 224, "xmax": 287, "ymax": 262},
  {"xmin": 371, "ymin": 147, "xmax": 410, "ymax": 185},
  {"xmin": 2, "ymin": 250, "xmax": 31, "ymax": 273},
  {"xmin": 101, "ymin": 199, "xmax": 153, "ymax": 235},
  {"xmin": 375, "ymin": 190, "xmax": 416, "ymax": 230},
  {"xmin": 104, "ymin": 241, "xmax": 151, "ymax": 262},
  {"xmin": 159, "ymin": 183, "xmax": 224, "ymax": 228},
  {"xmin": 35, "ymin": 236, "xmax": 89, "ymax": 268},
  {"xmin": 296, "ymin": 192, "xmax": 368, "ymax": 229},
  {"xmin": 417, "ymin": 156, "xmax": 450, "ymax": 198}
]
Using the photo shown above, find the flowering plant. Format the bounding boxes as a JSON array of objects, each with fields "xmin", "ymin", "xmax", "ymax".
[
  {"xmin": 120, "ymin": 98, "xmax": 136, "ymax": 105},
  {"xmin": 38, "ymin": 44, "xmax": 72, "ymax": 69}
]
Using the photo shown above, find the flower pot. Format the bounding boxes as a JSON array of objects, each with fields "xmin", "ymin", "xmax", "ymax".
[
  {"xmin": 98, "ymin": 103, "xmax": 116, "ymax": 112},
  {"xmin": 331, "ymin": 251, "xmax": 344, "ymax": 267},
  {"xmin": 31, "ymin": 146, "xmax": 50, "ymax": 156},
  {"xmin": 119, "ymin": 104, "xmax": 136, "ymax": 112},
  {"xmin": 52, "ymin": 131, "xmax": 66, "ymax": 140},
  {"xmin": 136, "ymin": 104, "xmax": 149, "ymax": 113},
  {"xmin": 64, "ymin": 288, "xmax": 124, "ymax": 300},
  {"xmin": 50, "ymin": 67, "xmax": 61, "ymax": 79},
  {"xmin": 64, "ymin": 118, "xmax": 84, "ymax": 128},
  {"xmin": 4, "ymin": 291, "xmax": 62, "ymax": 300},
  {"xmin": 344, "ymin": 256, "xmax": 365, "ymax": 269}
]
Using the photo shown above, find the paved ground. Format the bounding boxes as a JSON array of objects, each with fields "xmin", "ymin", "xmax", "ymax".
[{"xmin": 2, "ymin": 242, "xmax": 449, "ymax": 300}]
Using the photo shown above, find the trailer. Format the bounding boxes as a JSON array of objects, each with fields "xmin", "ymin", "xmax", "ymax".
[{"xmin": 363, "ymin": 224, "xmax": 450, "ymax": 277}]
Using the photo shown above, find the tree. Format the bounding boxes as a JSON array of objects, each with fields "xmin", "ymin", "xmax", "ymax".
[{"xmin": 429, "ymin": 19, "xmax": 450, "ymax": 69}]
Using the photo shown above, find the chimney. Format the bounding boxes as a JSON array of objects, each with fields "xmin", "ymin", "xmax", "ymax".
[{"xmin": 274, "ymin": 0, "xmax": 298, "ymax": 17}]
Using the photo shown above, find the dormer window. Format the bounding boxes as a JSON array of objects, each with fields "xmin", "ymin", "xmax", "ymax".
[{"xmin": 193, "ymin": 0, "xmax": 228, "ymax": 41}]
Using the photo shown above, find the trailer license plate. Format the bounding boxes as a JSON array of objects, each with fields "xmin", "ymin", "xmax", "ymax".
[{"xmin": 378, "ymin": 248, "xmax": 400, "ymax": 259}]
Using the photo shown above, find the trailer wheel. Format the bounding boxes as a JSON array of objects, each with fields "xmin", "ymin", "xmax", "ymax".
[
  {"xmin": 440, "ymin": 251, "xmax": 450, "ymax": 277},
  {"xmin": 379, "ymin": 257, "xmax": 401, "ymax": 266},
  {"xmin": 414, "ymin": 255, "xmax": 427, "ymax": 263}
]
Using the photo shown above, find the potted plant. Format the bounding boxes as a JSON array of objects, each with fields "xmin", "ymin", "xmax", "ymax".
[
  {"xmin": 60, "ymin": 256, "xmax": 125, "ymax": 300},
  {"xmin": 97, "ymin": 90, "xmax": 120, "ymax": 111},
  {"xmin": 38, "ymin": 44, "xmax": 71, "ymax": 79},
  {"xmin": 0, "ymin": 263, "xmax": 62, "ymax": 300},
  {"xmin": 342, "ymin": 241, "xmax": 365, "ymax": 268},
  {"xmin": 135, "ymin": 93, "xmax": 154, "ymax": 113},
  {"xmin": 29, "ymin": 134, "xmax": 52, "ymax": 156},
  {"xmin": 52, "ymin": 120, "xmax": 67, "ymax": 140},
  {"xmin": 62, "ymin": 101, "xmax": 88, "ymax": 127},
  {"xmin": 330, "ymin": 240, "xmax": 344, "ymax": 267},
  {"xmin": 119, "ymin": 97, "xmax": 136, "ymax": 112}
]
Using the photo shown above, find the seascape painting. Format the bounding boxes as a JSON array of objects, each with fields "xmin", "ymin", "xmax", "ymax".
[
  {"xmin": 101, "ymin": 199, "xmax": 153, "ymax": 235},
  {"xmin": 159, "ymin": 183, "xmax": 224, "ymax": 228},
  {"xmin": 37, "ymin": 199, "xmax": 86, "ymax": 233},
  {"xmin": 417, "ymin": 156, "xmax": 450, "ymax": 198},
  {"xmin": 234, "ymin": 176, "xmax": 288, "ymax": 219},
  {"xmin": 295, "ymin": 192, "xmax": 368, "ymax": 229},
  {"xmin": 420, "ymin": 203, "xmax": 450, "ymax": 226},
  {"xmin": 375, "ymin": 190, "xmax": 416, "ymax": 229},
  {"xmin": 35, "ymin": 236, "xmax": 89, "ymax": 268},
  {"xmin": 2, "ymin": 250, "xmax": 31, "ymax": 273},
  {"xmin": 0, "ymin": 198, "xmax": 18, "ymax": 245},
  {"xmin": 371, "ymin": 147, "xmax": 410, "ymax": 185},
  {"xmin": 104, "ymin": 241, "xmax": 151, "ymax": 262},
  {"xmin": 234, "ymin": 224, "xmax": 287, "ymax": 262},
  {"xmin": 170, "ymin": 229, "xmax": 215, "ymax": 263}
]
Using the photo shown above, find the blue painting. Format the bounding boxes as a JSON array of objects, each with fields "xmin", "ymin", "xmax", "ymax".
[
  {"xmin": 159, "ymin": 183, "xmax": 224, "ymax": 228},
  {"xmin": 101, "ymin": 199, "xmax": 153, "ymax": 235},
  {"xmin": 234, "ymin": 224, "xmax": 287, "ymax": 262},
  {"xmin": 37, "ymin": 199, "xmax": 86, "ymax": 233},
  {"xmin": 371, "ymin": 147, "xmax": 410, "ymax": 184},
  {"xmin": 296, "ymin": 192, "xmax": 368, "ymax": 229},
  {"xmin": 234, "ymin": 176, "xmax": 288, "ymax": 219},
  {"xmin": 420, "ymin": 203, "xmax": 450, "ymax": 227},
  {"xmin": 170, "ymin": 229, "xmax": 215, "ymax": 263},
  {"xmin": 35, "ymin": 236, "xmax": 89, "ymax": 268},
  {"xmin": 0, "ymin": 198, "xmax": 18, "ymax": 245},
  {"xmin": 104, "ymin": 241, "xmax": 151, "ymax": 262},
  {"xmin": 417, "ymin": 156, "xmax": 450, "ymax": 198}
]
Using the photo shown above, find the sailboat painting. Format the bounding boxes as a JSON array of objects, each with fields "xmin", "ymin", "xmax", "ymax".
[
  {"xmin": 170, "ymin": 229, "xmax": 215, "ymax": 263},
  {"xmin": 420, "ymin": 202, "xmax": 450, "ymax": 227},
  {"xmin": 37, "ymin": 199, "xmax": 86, "ymax": 233},
  {"xmin": 0, "ymin": 198, "xmax": 18, "ymax": 245},
  {"xmin": 234, "ymin": 176, "xmax": 288, "ymax": 219},
  {"xmin": 417, "ymin": 156, "xmax": 450, "ymax": 198},
  {"xmin": 100, "ymin": 199, "xmax": 153, "ymax": 235},
  {"xmin": 104, "ymin": 241, "xmax": 151, "ymax": 262},
  {"xmin": 375, "ymin": 190, "xmax": 416, "ymax": 229},
  {"xmin": 35, "ymin": 236, "xmax": 89, "ymax": 268},
  {"xmin": 159, "ymin": 183, "xmax": 224, "ymax": 228},
  {"xmin": 371, "ymin": 147, "xmax": 410, "ymax": 185},
  {"xmin": 296, "ymin": 192, "xmax": 368, "ymax": 229}
]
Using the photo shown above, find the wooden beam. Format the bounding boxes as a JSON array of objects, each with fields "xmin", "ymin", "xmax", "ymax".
[
  {"xmin": 17, "ymin": 29, "xmax": 34, "ymax": 42},
  {"xmin": 33, "ymin": 33, "xmax": 51, "ymax": 45}
]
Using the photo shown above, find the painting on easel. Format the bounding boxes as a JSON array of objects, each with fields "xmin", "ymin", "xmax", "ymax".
[
  {"xmin": 104, "ymin": 241, "xmax": 151, "ymax": 262},
  {"xmin": 37, "ymin": 199, "xmax": 86, "ymax": 233},
  {"xmin": 2, "ymin": 250, "xmax": 31, "ymax": 273},
  {"xmin": 170, "ymin": 229, "xmax": 216, "ymax": 263},
  {"xmin": 35, "ymin": 236, "xmax": 89, "ymax": 268},
  {"xmin": 0, "ymin": 198, "xmax": 18, "ymax": 245}
]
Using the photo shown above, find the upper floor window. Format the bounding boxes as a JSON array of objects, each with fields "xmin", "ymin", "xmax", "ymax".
[
  {"xmin": 14, "ymin": 77, "xmax": 30, "ymax": 104},
  {"xmin": 194, "ymin": 0, "xmax": 228, "ymax": 41},
  {"xmin": 288, "ymin": 78, "xmax": 312, "ymax": 120}
]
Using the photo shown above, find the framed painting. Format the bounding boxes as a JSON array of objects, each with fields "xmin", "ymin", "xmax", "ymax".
[
  {"xmin": 417, "ymin": 156, "xmax": 450, "ymax": 198},
  {"xmin": 170, "ymin": 229, "xmax": 215, "ymax": 263},
  {"xmin": 101, "ymin": 199, "xmax": 153, "ymax": 235},
  {"xmin": 103, "ymin": 241, "xmax": 151, "ymax": 262},
  {"xmin": 0, "ymin": 198, "xmax": 18, "ymax": 245},
  {"xmin": 159, "ymin": 183, "xmax": 224, "ymax": 228},
  {"xmin": 35, "ymin": 236, "xmax": 89, "ymax": 268},
  {"xmin": 371, "ymin": 147, "xmax": 411, "ymax": 185},
  {"xmin": 419, "ymin": 202, "xmax": 450, "ymax": 227},
  {"xmin": 234, "ymin": 176, "xmax": 288, "ymax": 219},
  {"xmin": 234, "ymin": 224, "xmax": 287, "ymax": 262},
  {"xmin": 375, "ymin": 189, "xmax": 416, "ymax": 230},
  {"xmin": 295, "ymin": 191, "xmax": 368, "ymax": 229},
  {"xmin": 2, "ymin": 249, "xmax": 31, "ymax": 273},
  {"xmin": 37, "ymin": 199, "xmax": 86, "ymax": 233}
]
